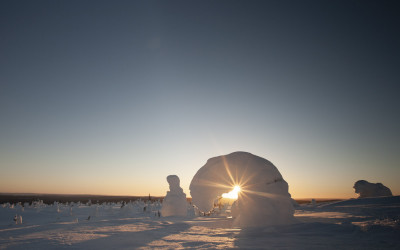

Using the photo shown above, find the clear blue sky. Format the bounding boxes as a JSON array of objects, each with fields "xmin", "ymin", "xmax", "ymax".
[{"xmin": 1, "ymin": 0, "xmax": 399, "ymax": 198}]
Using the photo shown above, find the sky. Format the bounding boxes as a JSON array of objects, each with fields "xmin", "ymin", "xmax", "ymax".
[{"xmin": 1, "ymin": 0, "xmax": 399, "ymax": 198}]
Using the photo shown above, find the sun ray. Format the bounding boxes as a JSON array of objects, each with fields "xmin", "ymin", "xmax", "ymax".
[
  {"xmin": 242, "ymin": 189, "xmax": 282, "ymax": 199},
  {"xmin": 194, "ymin": 178, "xmax": 234, "ymax": 190},
  {"xmin": 222, "ymin": 156, "xmax": 236, "ymax": 186},
  {"xmin": 238, "ymin": 158, "xmax": 252, "ymax": 187},
  {"xmin": 235, "ymin": 170, "xmax": 260, "ymax": 191}
]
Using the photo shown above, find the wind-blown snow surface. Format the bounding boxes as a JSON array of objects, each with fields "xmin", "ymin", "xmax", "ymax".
[
  {"xmin": 0, "ymin": 196, "xmax": 399, "ymax": 249},
  {"xmin": 190, "ymin": 151, "xmax": 295, "ymax": 227}
]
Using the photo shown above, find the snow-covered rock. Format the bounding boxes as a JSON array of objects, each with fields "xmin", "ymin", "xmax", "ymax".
[
  {"xmin": 190, "ymin": 151, "xmax": 295, "ymax": 227},
  {"xmin": 354, "ymin": 180, "xmax": 393, "ymax": 198},
  {"xmin": 161, "ymin": 175, "xmax": 188, "ymax": 217}
]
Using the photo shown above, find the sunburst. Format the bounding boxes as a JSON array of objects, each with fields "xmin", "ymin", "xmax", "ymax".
[{"xmin": 222, "ymin": 185, "xmax": 241, "ymax": 199}]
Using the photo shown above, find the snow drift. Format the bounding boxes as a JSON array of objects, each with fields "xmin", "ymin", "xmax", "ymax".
[
  {"xmin": 161, "ymin": 175, "xmax": 188, "ymax": 217},
  {"xmin": 354, "ymin": 180, "xmax": 393, "ymax": 198},
  {"xmin": 190, "ymin": 151, "xmax": 295, "ymax": 227}
]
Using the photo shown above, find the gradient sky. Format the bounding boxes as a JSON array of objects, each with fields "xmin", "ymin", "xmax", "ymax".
[{"xmin": 1, "ymin": 0, "xmax": 399, "ymax": 198}]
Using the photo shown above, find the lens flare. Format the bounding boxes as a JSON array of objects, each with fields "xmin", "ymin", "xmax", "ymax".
[{"xmin": 222, "ymin": 185, "xmax": 241, "ymax": 199}]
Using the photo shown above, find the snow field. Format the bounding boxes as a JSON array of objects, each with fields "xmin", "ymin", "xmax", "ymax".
[{"xmin": 0, "ymin": 196, "xmax": 399, "ymax": 249}]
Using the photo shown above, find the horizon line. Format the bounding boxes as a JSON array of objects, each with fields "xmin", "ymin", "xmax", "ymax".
[{"xmin": 0, "ymin": 192, "xmax": 355, "ymax": 200}]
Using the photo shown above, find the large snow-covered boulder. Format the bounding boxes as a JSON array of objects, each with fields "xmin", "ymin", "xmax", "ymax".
[
  {"xmin": 161, "ymin": 175, "xmax": 188, "ymax": 217},
  {"xmin": 353, "ymin": 180, "xmax": 393, "ymax": 198},
  {"xmin": 190, "ymin": 151, "xmax": 295, "ymax": 227}
]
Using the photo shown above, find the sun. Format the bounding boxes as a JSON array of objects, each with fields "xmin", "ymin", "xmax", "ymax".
[{"xmin": 222, "ymin": 185, "xmax": 241, "ymax": 199}]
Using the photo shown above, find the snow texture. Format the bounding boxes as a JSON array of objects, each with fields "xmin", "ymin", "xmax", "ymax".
[
  {"xmin": 190, "ymin": 151, "xmax": 295, "ymax": 227},
  {"xmin": 1, "ymin": 196, "xmax": 399, "ymax": 249},
  {"xmin": 161, "ymin": 175, "xmax": 188, "ymax": 217},
  {"xmin": 354, "ymin": 180, "xmax": 393, "ymax": 198}
]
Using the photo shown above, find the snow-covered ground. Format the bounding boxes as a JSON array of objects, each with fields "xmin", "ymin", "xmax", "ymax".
[{"xmin": 1, "ymin": 196, "xmax": 399, "ymax": 249}]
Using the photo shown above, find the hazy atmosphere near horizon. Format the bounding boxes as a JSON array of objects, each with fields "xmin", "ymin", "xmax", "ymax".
[{"xmin": 1, "ymin": 0, "xmax": 399, "ymax": 198}]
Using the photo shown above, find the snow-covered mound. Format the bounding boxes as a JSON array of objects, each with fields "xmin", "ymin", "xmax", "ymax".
[
  {"xmin": 161, "ymin": 175, "xmax": 187, "ymax": 217},
  {"xmin": 190, "ymin": 151, "xmax": 295, "ymax": 227},
  {"xmin": 354, "ymin": 180, "xmax": 392, "ymax": 198}
]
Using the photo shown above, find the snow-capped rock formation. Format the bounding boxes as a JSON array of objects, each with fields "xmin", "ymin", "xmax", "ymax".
[
  {"xmin": 353, "ymin": 180, "xmax": 393, "ymax": 198},
  {"xmin": 161, "ymin": 175, "xmax": 188, "ymax": 217},
  {"xmin": 190, "ymin": 151, "xmax": 295, "ymax": 227}
]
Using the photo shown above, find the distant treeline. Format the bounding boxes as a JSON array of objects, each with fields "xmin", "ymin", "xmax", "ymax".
[
  {"xmin": 0, "ymin": 194, "xmax": 173, "ymax": 205},
  {"xmin": 295, "ymin": 198, "xmax": 343, "ymax": 204},
  {"xmin": 0, "ymin": 194, "xmax": 338, "ymax": 205}
]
